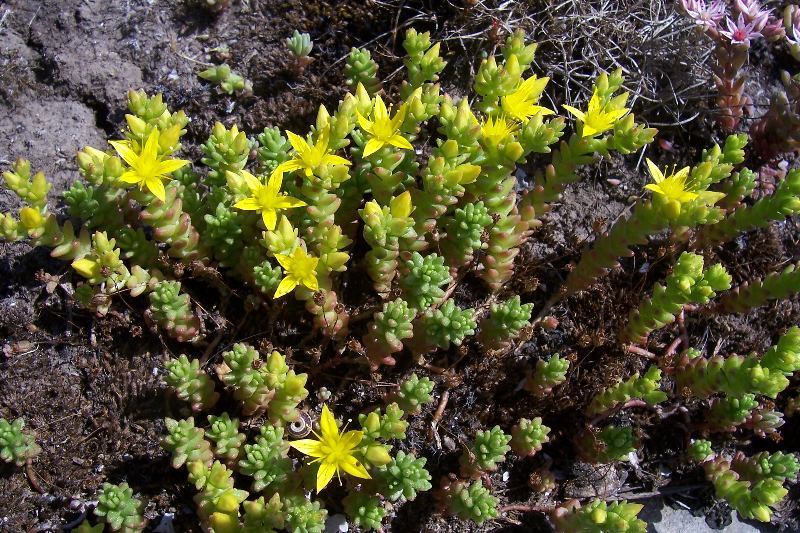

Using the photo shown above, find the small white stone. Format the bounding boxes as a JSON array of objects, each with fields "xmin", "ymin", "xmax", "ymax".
[{"xmin": 324, "ymin": 513, "xmax": 348, "ymax": 532}]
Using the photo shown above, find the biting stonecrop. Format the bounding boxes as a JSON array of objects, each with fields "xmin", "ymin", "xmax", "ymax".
[
  {"xmin": 158, "ymin": 380, "xmax": 432, "ymax": 532},
  {"xmin": 0, "ymin": 28, "xmax": 654, "ymax": 347},
  {"xmin": 552, "ymin": 499, "xmax": 646, "ymax": 533},
  {"xmin": 586, "ymin": 366, "xmax": 667, "ymax": 416},
  {"xmin": 701, "ymin": 450, "xmax": 800, "ymax": 523},
  {"xmin": 94, "ymin": 482, "xmax": 145, "ymax": 533},
  {"xmin": 4, "ymin": 25, "xmax": 800, "ymax": 532},
  {"xmin": 621, "ymin": 252, "xmax": 732, "ymax": 345},
  {"xmin": 0, "ymin": 417, "xmax": 41, "ymax": 466}
]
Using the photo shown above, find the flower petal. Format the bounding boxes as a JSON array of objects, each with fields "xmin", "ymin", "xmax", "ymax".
[
  {"xmin": 302, "ymin": 273, "xmax": 319, "ymax": 292},
  {"xmin": 289, "ymin": 438, "xmax": 325, "ymax": 457},
  {"xmin": 373, "ymin": 94, "xmax": 388, "ymax": 122},
  {"xmin": 143, "ymin": 130, "xmax": 160, "ymax": 161},
  {"xmin": 362, "ymin": 138, "xmax": 384, "ymax": 158},
  {"xmin": 275, "ymin": 253, "xmax": 292, "ymax": 271},
  {"xmin": 339, "ymin": 429, "xmax": 364, "ymax": 451},
  {"xmin": 285, "ymin": 130, "xmax": 310, "ymax": 155},
  {"xmin": 529, "ymin": 105, "xmax": 555, "ymax": 117},
  {"xmin": 109, "ymin": 140, "xmax": 139, "ymax": 168},
  {"xmin": 273, "ymin": 159, "xmax": 304, "ymax": 179},
  {"xmin": 155, "ymin": 158, "xmax": 189, "ymax": 176},
  {"xmin": 322, "ymin": 154, "xmax": 352, "ymax": 167},
  {"xmin": 581, "ymin": 123, "xmax": 600, "ymax": 138},
  {"xmin": 562, "ymin": 105, "xmax": 586, "ymax": 122},
  {"xmin": 242, "ymin": 170, "xmax": 263, "ymax": 192},
  {"xmin": 273, "ymin": 276, "xmax": 297, "ymax": 299},
  {"xmin": 118, "ymin": 170, "xmax": 142, "ymax": 184},
  {"xmin": 233, "ymin": 197, "xmax": 260, "ymax": 211},
  {"xmin": 316, "ymin": 461, "xmax": 337, "ymax": 492},
  {"xmin": 644, "ymin": 183, "xmax": 663, "ymax": 195},
  {"xmin": 390, "ymin": 103, "xmax": 407, "ymax": 130},
  {"xmin": 387, "ymin": 134, "xmax": 413, "ymax": 151},
  {"xmin": 315, "ymin": 126, "xmax": 331, "ymax": 153},
  {"xmin": 273, "ymin": 195, "xmax": 306, "ymax": 209},
  {"xmin": 587, "ymin": 91, "xmax": 601, "ymax": 112},
  {"xmin": 672, "ymin": 166, "xmax": 691, "ymax": 183},
  {"xmin": 262, "ymin": 209, "xmax": 278, "ymax": 231},
  {"xmin": 607, "ymin": 108, "xmax": 629, "ymax": 122},
  {"xmin": 356, "ymin": 111, "xmax": 373, "ymax": 133},
  {"xmin": 645, "ymin": 159, "xmax": 665, "ymax": 184},
  {"xmin": 340, "ymin": 457, "xmax": 371, "ymax": 480},
  {"xmin": 267, "ymin": 172, "xmax": 283, "ymax": 195},
  {"xmin": 146, "ymin": 176, "xmax": 167, "ymax": 202},
  {"xmin": 319, "ymin": 404, "xmax": 339, "ymax": 441}
]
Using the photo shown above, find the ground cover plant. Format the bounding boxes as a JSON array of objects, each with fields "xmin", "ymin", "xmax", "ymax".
[{"xmin": 1, "ymin": 0, "xmax": 800, "ymax": 531}]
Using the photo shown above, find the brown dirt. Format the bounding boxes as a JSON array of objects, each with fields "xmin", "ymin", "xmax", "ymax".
[{"xmin": 1, "ymin": 0, "xmax": 799, "ymax": 532}]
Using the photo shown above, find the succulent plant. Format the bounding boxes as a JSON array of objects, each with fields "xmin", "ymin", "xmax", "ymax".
[
  {"xmin": 552, "ymin": 499, "xmax": 646, "ymax": 533},
  {"xmin": 391, "ymin": 373, "xmax": 435, "ymax": 414},
  {"xmin": 94, "ymin": 482, "xmax": 145, "ymax": 533},
  {"xmin": 0, "ymin": 417, "xmax": 40, "ymax": 466},
  {"xmin": 375, "ymin": 450, "xmax": 432, "ymax": 502},
  {"xmin": 460, "ymin": 425, "xmax": 512, "ymax": 477},
  {"xmin": 164, "ymin": 354, "xmax": 219, "ymax": 412},
  {"xmin": 343, "ymin": 492, "xmax": 386, "ymax": 531},
  {"xmin": 510, "ymin": 417, "xmax": 551, "ymax": 457},
  {"xmin": 442, "ymin": 479, "xmax": 499, "ymax": 524}
]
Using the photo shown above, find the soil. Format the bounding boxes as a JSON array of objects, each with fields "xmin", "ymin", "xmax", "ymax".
[{"xmin": 0, "ymin": 0, "xmax": 799, "ymax": 532}]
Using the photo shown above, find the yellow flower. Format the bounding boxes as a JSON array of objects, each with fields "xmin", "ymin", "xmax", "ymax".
[
  {"xmin": 109, "ymin": 129, "xmax": 189, "ymax": 202},
  {"xmin": 232, "ymin": 170, "xmax": 306, "ymax": 230},
  {"xmin": 480, "ymin": 116, "xmax": 518, "ymax": 146},
  {"xmin": 289, "ymin": 404, "xmax": 371, "ymax": 492},
  {"xmin": 274, "ymin": 246, "xmax": 320, "ymax": 298},
  {"xmin": 272, "ymin": 127, "xmax": 350, "ymax": 180},
  {"xmin": 72, "ymin": 257, "xmax": 100, "ymax": 280},
  {"xmin": 356, "ymin": 94, "xmax": 413, "ymax": 157},
  {"xmin": 643, "ymin": 158, "xmax": 697, "ymax": 204},
  {"xmin": 500, "ymin": 75, "xmax": 554, "ymax": 122},
  {"xmin": 563, "ymin": 90, "xmax": 629, "ymax": 138}
]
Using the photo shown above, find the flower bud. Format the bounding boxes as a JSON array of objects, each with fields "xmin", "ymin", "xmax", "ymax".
[
  {"xmin": 591, "ymin": 507, "xmax": 607, "ymax": 524},
  {"xmin": 71, "ymin": 258, "xmax": 100, "ymax": 280},
  {"xmin": 316, "ymin": 104, "xmax": 331, "ymax": 132},
  {"xmin": 125, "ymin": 114, "xmax": 148, "ymax": 137},
  {"xmin": 361, "ymin": 200, "xmax": 383, "ymax": 220},
  {"xmin": 19, "ymin": 207, "xmax": 44, "ymax": 230},
  {"xmin": 362, "ymin": 412, "xmax": 381, "ymax": 434},
  {"xmin": 390, "ymin": 191, "xmax": 413, "ymax": 219},
  {"xmin": 159, "ymin": 125, "xmax": 182, "ymax": 153},
  {"xmin": 364, "ymin": 444, "xmax": 391, "ymax": 466}
]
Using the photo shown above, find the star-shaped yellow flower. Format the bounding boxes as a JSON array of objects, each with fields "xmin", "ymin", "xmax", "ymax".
[
  {"xmin": 643, "ymin": 158, "xmax": 697, "ymax": 204},
  {"xmin": 356, "ymin": 94, "xmax": 413, "ymax": 157},
  {"xmin": 563, "ymin": 90, "xmax": 629, "ymax": 138},
  {"xmin": 274, "ymin": 246, "xmax": 320, "ymax": 298},
  {"xmin": 272, "ymin": 127, "xmax": 350, "ymax": 181},
  {"xmin": 109, "ymin": 130, "xmax": 189, "ymax": 202},
  {"xmin": 289, "ymin": 405, "xmax": 371, "ymax": 492},
  {"xmin": 480, "ymin": 115, "xmax": 518, "ymax": 146},
  {"xmin": 232, "ymin": 170, "xmax": 306, "ymax": 230},
  {"xmin": 500, "ymin": 75, "xmax": 555, "ymax": 123}
]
